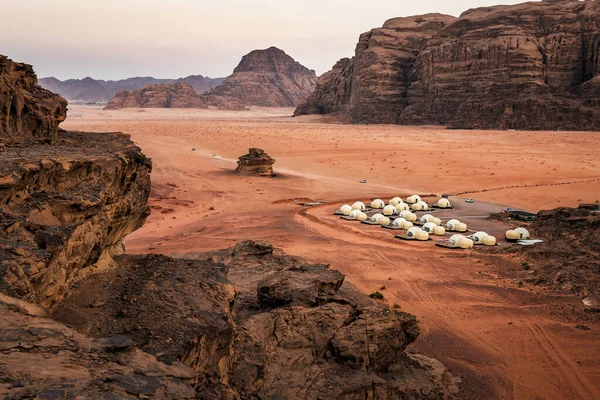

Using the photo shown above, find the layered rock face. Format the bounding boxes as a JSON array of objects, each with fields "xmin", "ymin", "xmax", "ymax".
[
  {"xmin": 235, "ymin": 148, "xmax": 276, "ymax": 176},
  {"xmin": 0, "ymin": 131, "xmax": 152, "ymax": 309},
  {"xmin": 296, "ymin": 0, "xmax": 600, "ymax": 130},
  {"xmin": 104, "ymin": 82, "xmax": 206, "ymax": 109},
  {"xmin": 204, "ymin": 47, "xmax": 317, "ymax": 107},
  {"xmin": 40, "ymin": 75, "xmax": 225, "ymax": 103},
  {"xmin": 0, "ymin": 55, "xmax": 67, "ymax": 142},
  {"xmin": 52, "ymin": 241, "xmax": 458, "ymax": 399}
]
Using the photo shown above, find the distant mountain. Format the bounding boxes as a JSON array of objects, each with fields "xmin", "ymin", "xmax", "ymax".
[
  {"xmin": 205, "ymin": 47, "xmax": 317, "ymax": 107},
  {"xmin": 39, "ymin": 75, "xmax": 225, "ymax": 103},
  {"xmin": 104, "ymin": 82, "xmax": 206, "ymax": 110}
]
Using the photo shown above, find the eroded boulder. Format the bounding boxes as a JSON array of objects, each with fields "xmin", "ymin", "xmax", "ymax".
[{"xmin": 234, "ymin": 148, "xmax": 276, "ymax": 177}]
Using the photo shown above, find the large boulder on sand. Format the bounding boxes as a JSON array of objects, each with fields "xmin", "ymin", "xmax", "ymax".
[{"xmin": 234, "ymin": 148, "xmax": 275, "ymax": 177}]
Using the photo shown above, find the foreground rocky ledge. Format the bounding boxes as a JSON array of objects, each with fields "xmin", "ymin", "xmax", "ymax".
[
  {"xmin": 51, "ymin": 241, "xmax": 458, "ymax": 399},
  {"xmin": 0, "ymin": 131, "xmax": 151, "ymax": 309}
]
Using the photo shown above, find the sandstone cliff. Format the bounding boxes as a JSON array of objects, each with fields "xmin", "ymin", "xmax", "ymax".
[
  {"xmin": 0, "ymin": 131, "xmax": 152, "ymax": 309},
  {"xmin": 0, "ymin": 55, "xmax": 67, "ymax": 142},
  {"xmin": 104, "ymin": 82, "xmax": 206, "ymax": 109},
  {"xmin": 296, "ymin": 0, "xmax": 600, "ymax": 130},
  {"xmin": 204, "ymin": 47, "xmax": 317, "ymax": 107}
]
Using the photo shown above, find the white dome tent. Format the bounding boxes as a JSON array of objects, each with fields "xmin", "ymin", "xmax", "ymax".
[
  {"xmin": 370, "ymin": 213, "xmax": 384, "ymax": 223},
  {"xmin": 395, "ymin": 203, "xmax": 410, "ymax": 213},
  {"xmin": 446, "ymin": 219, "xmax": 467, "ymax": 232},
  {"xmin": 406, "ymin": 195, "xmax": 421, "ymax": 204},
  {"xmin": 448, "ymin": 234, "xmax": 473, "ymax": 248},
  {"xmin": 393, "ymin": 218, "xmax": 413, "ymax": 229},
  {"xmin": 410, "ymin": 200, "xmax": 429, "ymax": 211},
  {"xmin": 482, "ymin": 235, "xmax": 497, "ymax": 246},
  {"xmin": 435, "ymin": 198, "xmax": 452, "ymax": 208},
  {"xmin": 352, "ymin": 201, "xmax": 366, "ymax": 211},
  {"xmin": 378, "ymin": 216, "xmax": 391, "ymax": 226},
  {"xmin": 419, "ymin": 214, "xmax": 434, "ymax": 224},
  {"xmin": 392, "ymin": 218, "xmax": 404, "ymax": 227},
  {"xmin": 407, "ymin": 227, "xmax": 429, "ymax": 241},
  {"xmin": 506, "ymin": 227, "xmax": 530, "ymax": 240},
  {"xmin": 383, "ymin": 205, "xmax": 397, "ymax": 216},
  {"xmin": 422, "ymin": 222, "xmax": 437, "ymax": 233},
  {"xmin": 459, "ymin": 237, "xmax": 474, "ymax": 249},
  {"xmin": 340, "ymin": 204, "xmax": 353, "ymax": 216},
  {"xmin": 446, "ymin": 219, "xmax": 460, "ymax": 230},
  {"xmin": 472, "ymin": 231, "xmax": 497, "ymax": 246},
  {"xmin": 473, "ymin": 232, "xmax": 488, "ymax": 243},
  {"xmin": 371, "ymin": 199, "xmax": 385, "ymax": 209},
  {"xmin": 349, "ymin": 209, "xmax": 362, "ymax": 220},
  {"xmin": 389, "ymin": 197, "xmax": 403, "ymax": 206},
  {"xmin": 399, "ymin": 210, "xmax": 417, "ymax": 222},
  {"xmin": 515, "ymin": 227, "xmax": 530, "ymax": 239},
  {"xmin": 356, "ymin": 211, "xmax": 368, "ymax": 221},
  {"xmin": 432, "ymin": 225, "xmax": 446, "ymax": 236}
]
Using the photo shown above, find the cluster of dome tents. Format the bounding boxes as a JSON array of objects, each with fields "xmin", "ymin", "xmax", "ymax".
[{"xmin": 336, "ymin": 195, "xmax": 532, "ymax": 249}]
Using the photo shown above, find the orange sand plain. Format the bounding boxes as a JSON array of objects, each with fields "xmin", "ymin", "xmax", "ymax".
[{"xmin": 63, "ymin": 106, "xmax": 600, "ymax": 400}]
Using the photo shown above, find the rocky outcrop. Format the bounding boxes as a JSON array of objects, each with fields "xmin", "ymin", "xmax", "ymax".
[
  {"xmin": 0, "ymin": 55, "xmax": 67, "ymax": 142},
  {"xmin": 199, "ymin": 94, "xmax": 248, "ymax": 111},
  {"xmin": 0, "ymin": 300, "xmax": 197, "ymax": 399},
  {"xmin": 40, "ymin": 75, "xmax": 225, "ymax": 103},
  {"xmin": 104, "ymin": 82, "xmax": 206, "ymax": 109},
  {"xmin": 52, "ymin": 241, "xmax": 459, "ymax": 399},
  {"xmin": 498, "ymin": 207, "xmax": 600, "ymax": 295},
  {"xmin": 234, "ymin": 148, "xmax": 276, "ymax": 177},
  {"xmin": 204, "ymin": 47, "xmax": 317, "ymax": 107},
  {"xmin": 296, "ymin": 0, "xmax": 600, "ymax": 130},
  {"xmin": 0, "ymin": 131, "xmax": 152, "ymax": 309}
]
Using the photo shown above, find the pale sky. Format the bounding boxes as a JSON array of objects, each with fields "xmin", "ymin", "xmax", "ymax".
[{"xmin": 1, "ymin": 0, "xmax": 525, "ymax": 80}]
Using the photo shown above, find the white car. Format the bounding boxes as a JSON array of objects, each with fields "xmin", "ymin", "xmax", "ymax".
[
  {"xmin": 360, "ymin": 180, "xmax": 367, "ymax": 184},
  {"xmin": 465, "ymin": 198, "xmax": 474, "ymax": 203}
]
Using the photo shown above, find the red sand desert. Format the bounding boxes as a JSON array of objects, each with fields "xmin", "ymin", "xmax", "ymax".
[{"xmin": 63, "ymin": 106, "xmax": 600, "ymax": 400}]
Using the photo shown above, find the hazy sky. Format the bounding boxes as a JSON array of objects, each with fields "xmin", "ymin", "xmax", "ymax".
[{"xmin": 1, "ymin": 0, "xmax": 525, "ymax": 80}]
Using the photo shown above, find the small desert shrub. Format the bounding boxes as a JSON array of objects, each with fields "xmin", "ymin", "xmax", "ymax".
[
  {"xmin": 380, "ymin": 285, "xmax": 387, "ymax": 290},
  {"xmin": 369, "ymin": 291, "xmax": 384, "ymax": 300}
]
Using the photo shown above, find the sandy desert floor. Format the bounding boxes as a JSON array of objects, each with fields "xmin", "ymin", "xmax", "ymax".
[{"xmin": 63, "ymin": 106, "xmax": 600, "ymax": 400}]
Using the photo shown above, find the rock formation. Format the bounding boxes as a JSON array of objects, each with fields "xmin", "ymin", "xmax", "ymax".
[
  {"xmin": 204, "ymin": 47, "xmax": 317, "ymax": 108},
  {"xmin": 40, "ymin": 75, "xmax": 225, "ymax": 103},
  {"xmin": 497, "ymin": 207, "xmax": 600, "ymax": 295},
  {"xmin": 0, "ymin": 300, "xmax": 198, "ymax": 399},
  {"xmin": 0, "ymin": 54, "xmax": 67, "ymax": 142},
  {"xmin": 51, "ymin": 241, "xmax": 458, "ymax": 399},
  {"xmin": 234, "ymin": 148, "xmax": 276, "ymax": 177},
  {"xmin": 296, "ymin": 0, "xmax": 600, "ymax": 131},
  {"xmin": 1, "ymin": 54, "xmax": 457, "ymax": 399},
  {"xmin": 0, "ymin": 131, "xmax": 152, "ymax": 308},
  {"xmin": 104, "ymin": 82, "xmax": 206, "ymax": 109}
]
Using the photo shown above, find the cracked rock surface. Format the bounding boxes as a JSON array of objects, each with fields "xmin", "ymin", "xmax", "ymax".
[{"xmin": 53, "ymin": 241, "xmax": 459, "ymax": 399}]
